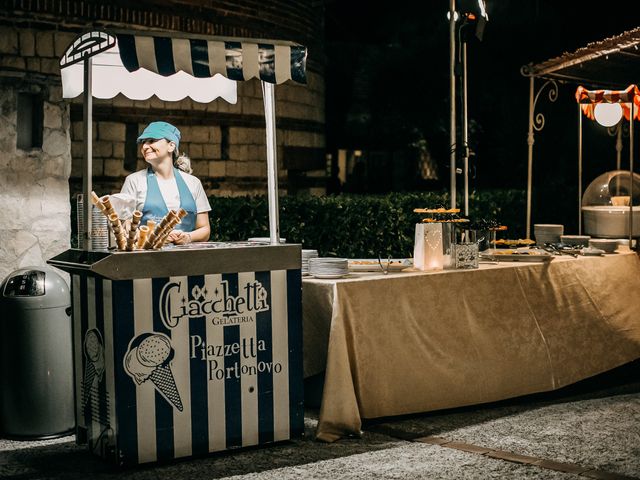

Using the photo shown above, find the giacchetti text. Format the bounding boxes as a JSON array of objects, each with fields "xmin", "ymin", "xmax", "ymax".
[{"xmin": 159, "ymin": 279, "xmax": 269, "ymax": 329}]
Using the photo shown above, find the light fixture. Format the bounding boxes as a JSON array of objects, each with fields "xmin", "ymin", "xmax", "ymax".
[
  {"xmin": 594, "ymin": 103, "xmax": 623, "ymax": 127},
  {"xmin": 446, "ymin": 1, "xmax": 488, "ymax": 22},
  {"xmin": 477, "ymin": 0, "xmax": 488, "ymax": 20},
  {"xmin": 455, "ymin": 0, "xmax": 488, "ymax": 42}
]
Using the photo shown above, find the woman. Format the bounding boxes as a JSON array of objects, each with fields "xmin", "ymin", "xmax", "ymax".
[{"xmin": 121, "ymin": 121, "xmax": 211, "ymax": 244}]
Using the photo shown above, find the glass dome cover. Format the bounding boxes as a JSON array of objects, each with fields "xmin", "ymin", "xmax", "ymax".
[{"xmin": 582, "ymin": 170, "xmax": 640, "ymax": 207}]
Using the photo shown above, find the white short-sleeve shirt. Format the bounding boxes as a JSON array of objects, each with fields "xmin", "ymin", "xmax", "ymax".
[{"xmin": 120, "ymin": 169, "xmax": 212, "ymax": 214}]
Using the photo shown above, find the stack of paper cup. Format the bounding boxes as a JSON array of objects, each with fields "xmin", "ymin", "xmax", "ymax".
[
  {"xmin": 76, "ymin": 194, "xmax": 84, "ymax": 245},
  {"xmin": 91, "ymin": 207, "xmax": 108, "ymax": 250}
]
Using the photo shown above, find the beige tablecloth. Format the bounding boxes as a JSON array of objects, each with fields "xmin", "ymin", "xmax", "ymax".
[{"xmin": 302, "ymin": 253, "xmax": 640, "ymax": 442}]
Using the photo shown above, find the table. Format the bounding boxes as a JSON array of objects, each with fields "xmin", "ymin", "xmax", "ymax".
[{"xmin": 302, "ymin": 252, "xmax": 640, "ymax": 442}]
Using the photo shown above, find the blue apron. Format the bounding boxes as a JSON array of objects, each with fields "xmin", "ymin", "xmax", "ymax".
[{"xmin": 141, "ymin": 167, "xmax": 197, "ymax": 232}]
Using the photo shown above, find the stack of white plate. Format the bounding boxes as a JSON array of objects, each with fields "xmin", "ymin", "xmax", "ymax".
[
  {"xmin": 301, "ymin": 249, "xmax": 319, "ymax": 276},
  {"xmin": 534, "ymin": 224, "xmax": 564, "ymax": 246},
  {"xmin": 560, "ymin": 235, "xmax": 590, "ymax": 247},
  {"xmin": 589, "ymin": 238, "xmax": 618, "ymax": 253},
  {"xmin": 308, "ymin": 257, "xmax": 348, "ymax": 279}
]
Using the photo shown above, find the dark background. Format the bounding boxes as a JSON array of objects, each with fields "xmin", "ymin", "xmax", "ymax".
[{"xmin": 323, "ymin": 0, "xmax": 640, "ymax": 227}]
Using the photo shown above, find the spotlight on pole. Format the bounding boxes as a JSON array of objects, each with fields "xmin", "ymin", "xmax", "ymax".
[{"xmin": 457, "ymin": 0, "xmax": 489, "ymax": 41}]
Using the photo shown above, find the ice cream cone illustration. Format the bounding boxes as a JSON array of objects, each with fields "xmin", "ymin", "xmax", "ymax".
[
  {"xmin": 124, "ymin": 332, "xmax": 183, "ymax": 412},
  {"xmin": 83, "ymin": 362, "xmax": 96, "ymax": 405},
  {"xmin": 148, "ymin": 364, "xmax": 183, "ymax": 411},
  {"xmin": 83, "ymin": 329, "xmax": 105, "ymax": 407}
]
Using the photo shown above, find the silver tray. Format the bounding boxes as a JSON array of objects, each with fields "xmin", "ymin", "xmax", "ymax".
[
  {"xmin": 480, "ymin": 249, "xmax": 554, "ymax": 263},
  {"xmin": 348, "ymin": 258, "xmax": 412, "ymax": 272}
]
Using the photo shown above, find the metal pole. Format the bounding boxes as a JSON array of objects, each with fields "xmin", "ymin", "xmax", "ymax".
[
  {"xmin": 578, "ymin": 104, "xmax": 583, "ymax": 235},
  {"xmin": 526, "ymin": 76, "xmax": 534, "ymax": 239},
  {"xmin": 449, "ymin": 0, "xmax": 457, "ymax": 209},
  {"xmin": 261, "ymin": 81, "xmax": 280, "ymax": 245},
  {"xmin": 462, "ymin": 41, "xmax": 469, "ymax": 216},
  {"xmin": 616, "ymin": 123, "xmax": 622, "ymax": 171},
  {"xmin": 83, "ymin": 56, "xmax": 93, "ymax": 250},
  {"xmin": 629, "ymin": 102, "xmax": 634, "ymax": 247}
]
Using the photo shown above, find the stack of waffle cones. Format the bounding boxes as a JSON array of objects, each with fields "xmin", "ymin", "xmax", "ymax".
[{"xmin": 90, "ymin": 191, "xmax": 187, "ymax": 251}]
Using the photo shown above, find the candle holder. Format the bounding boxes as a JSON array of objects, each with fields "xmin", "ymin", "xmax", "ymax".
[
  {"xmin": 453, "ymin": 226, "xmax": 482, "ymax": 269},
  {"xmin": 414, "ymin": 223, "xmax": 444, "ymax": 271},
  {"xmin": 454, "ymin": 242, "xmax": 479, "ymax": 269}
]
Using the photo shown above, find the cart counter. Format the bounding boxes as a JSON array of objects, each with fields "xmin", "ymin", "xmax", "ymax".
[{"xmin": 48, "ymin": 243, "xmax": 303, "ymax": 466}]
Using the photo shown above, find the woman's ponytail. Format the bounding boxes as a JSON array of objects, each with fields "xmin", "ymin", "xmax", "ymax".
[{"xmin": 174, "ymin": 153, "xmax": 193, "ymax": 174}]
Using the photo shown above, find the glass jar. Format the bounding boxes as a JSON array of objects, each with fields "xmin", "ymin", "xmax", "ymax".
[{"xmin": 454, "ymin": 242, "xmax": 479, "ymax": 269}]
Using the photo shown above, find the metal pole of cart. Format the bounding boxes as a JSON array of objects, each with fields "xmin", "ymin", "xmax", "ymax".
[
  {"xmin": 82, "ymin": 56, "xmax": 93, "ymax": 250},
  {"xmin": 262, "ymin": 81, "xmax": 280, "ymax": 245}
]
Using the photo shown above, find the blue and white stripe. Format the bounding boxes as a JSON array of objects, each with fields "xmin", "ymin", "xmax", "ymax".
[
  {"xmin": 116, "ymin": 34, "xmax": 307, "ymax": 85},
  {"xmin": 70, "ymin": 270, "xmax": 303, "ymax": 466}
]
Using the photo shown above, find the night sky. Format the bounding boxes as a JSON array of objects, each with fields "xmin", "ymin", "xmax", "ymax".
[{"xmin": 323, "ymin": 0, "xmax": 640, "ymax": 221}]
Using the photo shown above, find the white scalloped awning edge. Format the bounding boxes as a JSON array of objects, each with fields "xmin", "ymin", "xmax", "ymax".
[{"xmin": 60, "ymin": 44, "xmax": 237, "ymax": 104}]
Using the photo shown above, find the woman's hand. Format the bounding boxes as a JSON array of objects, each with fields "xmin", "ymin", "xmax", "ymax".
[
  {"xmin": 168, "ymin": 230, "xmax": 191, "ymax": 245},
  {"xmin": 122, "ymin": 219, "xmax": 132, "ymax": 235}
]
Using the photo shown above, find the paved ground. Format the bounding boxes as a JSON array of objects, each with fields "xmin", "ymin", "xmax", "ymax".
[{"xmin": 1, "ymin": 360, "xmax": 639, "ymax": 479}]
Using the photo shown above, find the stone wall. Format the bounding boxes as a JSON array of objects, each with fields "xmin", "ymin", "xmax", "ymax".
[
  {"xmin": 0, "ymin": 0, "xmax": 326, "ymax": 279},
  {"xmin": 0, "ymin": 25, "xmax": 74, "ymax": 281},
  {"xmin": 68, "ymin": 73, "xmax": 326, "ymax": 198},
  {"xmin": 0, "ymin": 81, "xmax": 71, "ymax": 282}
]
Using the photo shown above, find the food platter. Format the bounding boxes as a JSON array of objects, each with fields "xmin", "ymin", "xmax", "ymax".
[
  {"xmin": 491, "ymin": 238, "xmax": 536, "ymax": 248},
  {"xmin": 479, "ymin": 248, "xmax": 554, "ymax": 263},
  {"xmin": 348, "ymin": 258, "xmax": 413, "ymax": 272}
]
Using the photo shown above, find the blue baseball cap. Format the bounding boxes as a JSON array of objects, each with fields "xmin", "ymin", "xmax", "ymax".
[{"xmin": 137, "ymin": 121, "xmax": 181, "ymax": 149}]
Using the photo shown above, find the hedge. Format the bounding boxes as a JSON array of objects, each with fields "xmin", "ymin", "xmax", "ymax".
[
  {"xmin": 209, "ymin": 190, "xmax": 526, "ymax": 258},
  {"xmin": 71, "ymin": 190, "xmax": 526, "ymax": 256}
]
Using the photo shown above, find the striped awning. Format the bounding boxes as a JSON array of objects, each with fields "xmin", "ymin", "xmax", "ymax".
[
  {"xmin": 576, "ymin": 84, "xmax": 640, "ymax": 121},
  {"xmin": 116, "ymin": 33, "xmax": 307, "ymax": 85},
  {"xmin": 576, "ymin": 84, "xmax": 640, "ymax": 104},
  {"xmin": 60, "ymin": 30, "xmax": 307, "ymax": 85},
  {"xmin": 60, "ymin": 31, "xmax": 307, "ymax": 103}
]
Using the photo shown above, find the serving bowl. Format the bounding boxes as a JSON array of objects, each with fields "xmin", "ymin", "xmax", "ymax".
[
  {"xmin": 560, "ymin": 235, "xmax": 591, "ymax": 247},
  {"xmin": 588, "ymin": 238, "xmax": 619, "ymax": 253}
]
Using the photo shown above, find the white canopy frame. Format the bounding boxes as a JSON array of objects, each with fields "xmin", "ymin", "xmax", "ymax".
[
  {"xmin": 521, "ymin": 28, "xmax": 640, "ymax": 242},
  {"xmin": 520, "ymin": 74, "xmax": 636, "ymax": 244},
  {"xmin": 576, "ymin": 87, "xmax": 636, "ymax": 244},
  {"xmin": 60, "ymin": 30, "xmax": 308, "ymax": 249}
]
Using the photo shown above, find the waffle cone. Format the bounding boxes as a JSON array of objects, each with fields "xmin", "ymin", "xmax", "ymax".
[
  {"xmin": 83, "ymin": 362, "xmax": 96, "ymax": 406},
  {"xmin": 149, "ymin": 365, "xmax": 183, "ymax": 411}
]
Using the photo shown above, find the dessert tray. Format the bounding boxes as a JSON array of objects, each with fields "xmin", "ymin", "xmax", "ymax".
[
  {"xmin": 348, "ymin": 258, "xmax": 413, "ymax": 272},
  {"xmin": 479, "ymin": 248, "xmax": 554, "ymax": 263}
]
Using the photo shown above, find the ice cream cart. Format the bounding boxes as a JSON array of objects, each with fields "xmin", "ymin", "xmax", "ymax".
[{"xmin": 48, "ymin": 30, "xmax": 307, "ymax": 466}]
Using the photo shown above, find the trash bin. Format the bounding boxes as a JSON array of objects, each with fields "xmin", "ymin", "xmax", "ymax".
[{"xmin": 0, "ymin": 266, "xmax": 75, "ymax": 439}]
